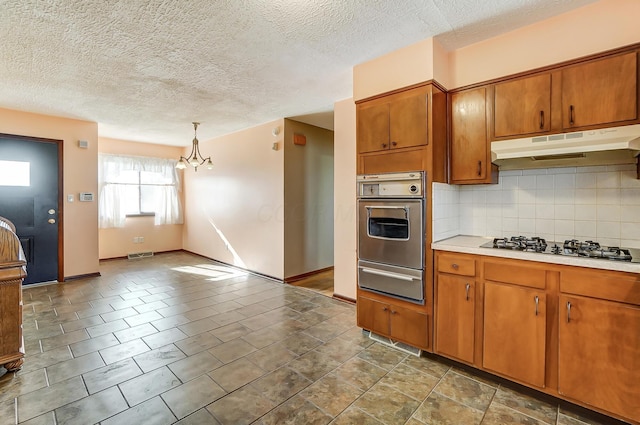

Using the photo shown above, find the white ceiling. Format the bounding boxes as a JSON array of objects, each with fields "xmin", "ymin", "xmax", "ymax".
[{"xmin": 0, "ymin": 0, "xmax": 597, "ymax": 146}]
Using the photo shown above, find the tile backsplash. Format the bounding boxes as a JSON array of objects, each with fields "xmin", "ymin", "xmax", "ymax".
[{"xmin": 432, "ymin": 164, "xmax": 640, "ymax": 249}]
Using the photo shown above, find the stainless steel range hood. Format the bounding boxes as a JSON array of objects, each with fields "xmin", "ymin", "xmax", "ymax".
[{"xmin": 491, "ymin": 124, "xmax": 640, "ymax": 170}]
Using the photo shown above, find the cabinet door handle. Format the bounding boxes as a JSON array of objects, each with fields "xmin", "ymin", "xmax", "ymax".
[
  {"xmin": 451, "ymin": 263, "xmax": 459, "ymax": 270},
  {"xmin": 539, "ymin": 110, "xmax": 544, "ymax": 129},
  {"xmin": 465, "ymin": 283, "xmax": 471, "ymax": 301},
  {"xmin": 390, "ymin": 310, "xmax": 397, "ymax": 315},
  {"xmin": 391, "ymin": 141, "xmax": 398, "ymax": 147},
  {"xmin": 477, "ymin": 161, "xmax": 482, "ymax": 176},
  {"xmin": 534, "ymin": 296, "xmax": 539, "ymax": 316},
  {"xmin": 382, "ymin": 143, "xmax": 388, "ymax": 148},
  {"xmin": 382, "ymin": 306, "xmax": 388, "ymax": 312},
  {"xmin": 569, "ymin": 105, "xmax": 575, "ymax": 125},
  {"xmin": 566, "ymin": 301, "xmax": 572, "ymax": 323}
]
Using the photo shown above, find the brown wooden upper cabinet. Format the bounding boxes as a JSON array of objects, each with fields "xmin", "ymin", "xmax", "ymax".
[
  {"xmin": 494, "ymin": 74, "xmax": 552, "ymax": 138},
  {"xmin": 561, "ymin": 52, "xmax": 638, "ymax": 129},
  {"xmin": 357, "ymin": 87, "xmax": 428, "ymax": 154},
  {"xmin": 450, "ymin": 87, "xmax": 494, "ymax": 184}
]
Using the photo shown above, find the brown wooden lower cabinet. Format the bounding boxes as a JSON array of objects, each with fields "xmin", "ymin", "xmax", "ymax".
[
  {"xmin": 357, "ymin": 295, "xmax": 429, "ymax": 349},
  {"xmin": 483, "ymin": 281, "xmax": 547, "ymax": 388},
  {"xmin": 432, "ymin": 250, "xmax": 640, "ymax": 425},
  {"xmin": 434, "ymin": 273, "xmax": 475, "ymax": 364},
  {"xmin": 558, "ymin": 294, "xmax": 640, "ymax": 423}
]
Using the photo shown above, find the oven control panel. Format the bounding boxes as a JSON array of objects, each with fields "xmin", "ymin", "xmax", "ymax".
[{"xmin": 357, "ymin": 172, "xmax": 424, "ymax": 198}]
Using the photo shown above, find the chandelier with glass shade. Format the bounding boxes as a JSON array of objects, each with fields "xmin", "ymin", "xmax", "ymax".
[{"xmin": 175, "ymin": 122, "xmax": 213, "ymax": 171}]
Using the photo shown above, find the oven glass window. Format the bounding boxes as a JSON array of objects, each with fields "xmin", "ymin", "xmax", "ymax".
[{"xmin": 368, "ymin": 217, "xmax": 409, "ymax": 239}]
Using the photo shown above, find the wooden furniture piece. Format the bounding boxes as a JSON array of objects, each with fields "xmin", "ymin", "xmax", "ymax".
[
  {"xmin": 0, "ymin": 216, "xmax": 26, "ymax": 372},
  {"xmin": 449, "ymin": 87, "xmax": 498, "ymax": 184},
  {"xmin": 434, "ymin": 252, "xmax": 476, "ymax": 364},
  {"xmin": 433, "ymin": 250, "xmax": 640, "ymax": 425},
  {"xmin": 355, "ymin": 81, "xmax": 447, "ymax": 352},
  {"xmin": 448, "ymin": 45, "xmax": 640, "ymax": 183}
]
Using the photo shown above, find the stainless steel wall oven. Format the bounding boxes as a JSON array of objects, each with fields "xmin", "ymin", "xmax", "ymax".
[{"xmin": 357, "ymin": 172, "xmax": 425, "ymax": 304}]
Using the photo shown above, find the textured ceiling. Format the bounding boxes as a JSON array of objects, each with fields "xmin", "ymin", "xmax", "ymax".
[{"xmin": 0, "ymin": 0, "xmax": 597, "ymax": 146}]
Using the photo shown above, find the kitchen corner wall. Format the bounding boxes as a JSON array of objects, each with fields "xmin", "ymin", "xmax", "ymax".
[{"xmin": 433, "ymin": 164, "xmax": 640, "ymax": 249}]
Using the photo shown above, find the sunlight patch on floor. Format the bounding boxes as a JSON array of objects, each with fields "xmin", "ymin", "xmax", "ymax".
[{"xmin": 171, "ymin": 264, "xmax": 248, "ymax": 281}]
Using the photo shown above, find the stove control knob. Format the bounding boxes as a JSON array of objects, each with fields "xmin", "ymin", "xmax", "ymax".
[{"xmin": 409, "ymin": 184, "xmax": 418, "ymax": 194}]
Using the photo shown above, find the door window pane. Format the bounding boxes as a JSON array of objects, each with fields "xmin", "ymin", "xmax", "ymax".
[{"xmin": 0, "ymin": 160, "xmax": 30, "ymax": 186}]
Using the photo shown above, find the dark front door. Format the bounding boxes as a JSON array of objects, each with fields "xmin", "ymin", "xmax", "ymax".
[{"xmin": 0, "ymin": 135, "xmax": 61, "ymax": 284}]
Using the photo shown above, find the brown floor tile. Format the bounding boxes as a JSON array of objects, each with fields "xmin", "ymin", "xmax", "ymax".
[
  {"xmin": 151, "ymin": 314, "xmax": 191, "ymax": 331},
  {"xmin": 174, "ymin": 332, "xmax": 223, "ymax": 356},
  {"xmin": 379, "ymin": 362, "xmax": 440, "ymax": 401},
  {"xmin": 251, "ymin": 366, "xmax": 312, "ymax": 404},
  {"xmin": 330, "ymin": 406, "xmax": 384, "ymax": 425},
  {"xmin": 168, "ymin": 350, "xmax": 223, "ymax": 382},
  {"xmin": 100, "ymin": 338, "xmax": 151, "ymax": 365},
  {"xmin": 208, "ymin": 357, "xmax": 267, "ymax": 392},
  {"xmin": 86, "ymin": 318, "xmax": 129, "ymax": 338},
  {"xmin": 300, "ymin": 372, "xmax": 364, "ymax": 417},
  {"xmin": 334, "ymin": 357, "xmax": 388, "ymax": 392},
  {"xmin": 287, "ymin": 349, "xmax": 342, "ymax": 381},
  {"xmin": 54, "ymin": 386, "xmax": 128, "ymax": 425},
  {"xmin": 208, "ymin": 338, "xmax": 257, "ymax": 364},
  {"xmin": 82, "ymin": 357, "xmax": 143, "ymax": 394},
  {"xmin": 46, "ymin": 351, "xmax": 105, "ymax": 384},
  {"xmin": 39, "ymin": 329, "xmax": 89, "ymax": 352},
  {"xmin": 134, "ymin": 343, "xmax": 186, "ymax": 372},
  {"xmin": 354, "ymin": 382, "xmax": 421, "ymax": 424},
  {"xmin": 412, "ymin": 391, "xmax": 484, "ymax": 425},
  {"xmin": 69, "ymin": 332, "xmax": 119, "ymax": 357},
  {"xmin": 434, "ymin": 370, "xmax": 497, "ymax": 412},
  {"xmin": 315, "ymin": 336, "xmax": 366, "ymax": 363},
  {"xmin": 206, "ymin": 385, "xmax": 275, "ymax": 425},
  {"xmin": 402, "ymin": 354, "xmax": 451, "ymax": 379},
  {"xmin": 259, "ymin": 395, "xmax": 333, "ymax": 425},
  {"xmin": 143, "ymin": 327, "xmax": 189, "ymax": 349},
  {"xmin": 246, "ymin": 343, "xmax": 297, "ymax": 372},
  {"xmin": 161, "ymin": 374, "xmax": 227, "ymax": 419},
  {"xmin": 241, "ymin": 326, "xmax": 291, "ymax": 349},
  {"xmin": 1, "ymin": 398, "xmax": 15, "ymax": 425},
  {"xmin": 21, "ymin": 345, "xmax": 73, "ymax": 372},
  {"xmin": 133, "ymin": 300, "xmax": 170, "ymax": 314},
  {"xmin": 60, "ymin": 315, "xmax": 104, "ymax": 333},
  {"xmin": 119, "ymin": 366, "xmax": 181, "ymax": 406},
  {"xmin": 209, "ymin": 322, "xmax": 252, "ymax": 342},
  {"xmin": 19, "ymin": 412, "xmax": 56, "ymax": 425},
  {"xmin": 0, "ymin": 369, "xmax": 48, "ymax": 403},
  {"xmin": 17, "ymin": 376, "xmax": 88, "ymax": 422},
  {"xmin": 279, "ymin": 331, "xmax": 324, "ymax": 355},
  {"xmin": 481, "ymin": 401, "xmax": 548, "ymax": 425},
  {"xmin": 178, "ymin": 317, "xmax": 220, "ymax": 337},
  {"xmin": 493, "ymin": 386, "xmax": 558, "ymax": 424},
  {"xmin": 100, "ymin": 306, "xmax": 139, "ymax": 323},
  {"xmin": 356, "ymin": 343, "xmax": 408, "ymax": 371},
  {"xmin": 114, "ymin": 322, "xmax": 158, "ymax": 343},
  {"xmin": 125, "ymin": 310, "xmax": 164, "ymax": 327},
  {"xmin": 175, "ymin": 408, "xmax": 221, "ymax": 425},
  {"xmin": 101, "ymin": 396, "xmax": 177, "ymax": 425}
]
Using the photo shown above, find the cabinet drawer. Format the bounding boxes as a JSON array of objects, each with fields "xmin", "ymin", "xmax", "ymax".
[
  {"xmin": 484, "ymin": 260, "xmax": 546, "ymax": 289},
  {"xmin": 437, "ymin": 253, "xmax": 475, "ymax": 276},
  {"xmin": 560, "ymin": 268, "xmax": 640, "ymax": 305}
]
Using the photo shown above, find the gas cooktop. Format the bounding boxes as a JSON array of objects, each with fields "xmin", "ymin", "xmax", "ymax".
[{"xmin": 481, "ymin": 236, "xmax": 640, "ymax": 263}]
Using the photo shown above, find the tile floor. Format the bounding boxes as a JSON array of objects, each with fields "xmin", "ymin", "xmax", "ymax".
[{"xmin": 0, "ymin": 252, "xmax": 628, "ymax": 425}]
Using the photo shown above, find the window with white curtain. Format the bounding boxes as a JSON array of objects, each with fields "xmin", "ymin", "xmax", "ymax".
[{"xmin": 98, "ymin": 154, "xmax": 183, "ymax": 228}]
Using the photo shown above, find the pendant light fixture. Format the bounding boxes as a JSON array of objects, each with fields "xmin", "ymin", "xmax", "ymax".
[{"xmin": 175, "ymin": 122, "xmax": 213, "ymax": 171}]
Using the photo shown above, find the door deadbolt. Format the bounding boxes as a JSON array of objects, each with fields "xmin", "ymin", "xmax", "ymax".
[
  {"xmin": 48, "ymin": 209, "xmax": 56, "ymax": 215},
  {"xmin": 48, "ymin": 218, "xmax": 56, "ymax": 224}
]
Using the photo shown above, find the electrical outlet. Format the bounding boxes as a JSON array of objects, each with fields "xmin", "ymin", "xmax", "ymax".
[{"xmin": 139, "ymin": 236, "xmax": 144, "ymax": 243}]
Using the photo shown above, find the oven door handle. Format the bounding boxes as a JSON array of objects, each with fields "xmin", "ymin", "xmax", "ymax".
[
  {"xmin": 359, "ymin": 267, "xmax": 417, "ymax": 282},
  {"xmin": 365, "ymin": 205, "xmax": 408, "ymax": 219}
]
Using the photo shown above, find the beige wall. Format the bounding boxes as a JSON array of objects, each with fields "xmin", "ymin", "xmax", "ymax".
[
  {"xmin": 283, "ymin": 119, "xmax": 334, "ymax": 279},
  {"xmin": 97, "ymin": 137, "xmax": 184, "ymax": 259},
  {"xmin": 0, "ymin": 107, "xmax": 99, "ymax": 279},
  {"xmin": 448, "ymin": 0, "xmax": 640, "ymax": 88},
  {"xmin": 182, "ymin": 120, "xmax": 286, "ymax": 279},
  {"xmin": 332, "ymin": 98, "xmax": 357, "ymax": 300}
]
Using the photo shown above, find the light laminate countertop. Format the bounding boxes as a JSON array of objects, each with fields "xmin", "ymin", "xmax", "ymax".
[{"xmin": 432, "ymin": 235, "xmax": 640, "ymax": 274}]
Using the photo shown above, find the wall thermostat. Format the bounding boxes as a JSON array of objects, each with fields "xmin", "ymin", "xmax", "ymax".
[{"xmin": 79, "ymin": 192, "xmax": 94, "ymax": 202}]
